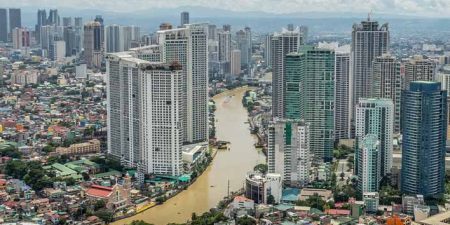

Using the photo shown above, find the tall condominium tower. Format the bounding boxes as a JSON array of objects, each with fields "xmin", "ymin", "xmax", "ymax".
[
  {"xmin": 284, "ymin": 46, "xmax": 335, "ymax": 162},
  {"xmin": 334, "ymin": 51, "xmax": 351, "ymax": 140},
  {"xmin": 107, "ymin": 52, "xmax": 183, "ymax": 178},
  {"xmin": 35, "ymin": 9, "xmax": 47, "ymax": 44},
  {"xmin": 180, "ymin": 11, "xmax": 189, "ymax": 27},
  {"xmin": 401, "ymin": 81, "xmax": 447, "ymax": 198},
  {"xmin": 355, "ymin": 98, "xmax": 393, "ymax": 178},
  {"xmin": 268, "ymin": 119, "xmax": 310, "ymax": 187},
  {"xmin": 271, "ymin": 27, "xmax": 304, "ymax": 118},
  {"xmin": 12, "ymin": 27, "xmax": 30, "ymax": 49},
  {"xmin": 404, "ymin": 55, "xmax": 436, "ymax": 90},
  {"xmin": 357, "ymin": 134, "xmax": 381, "ymax": 193},
  {"xmin": 83, "ymin": 21, "xmax": 103, "ymax": 68},
  {"xmin": 217, "ymin": 29, "xmax": 231, "ymax": 74},
  {"xmin": 62, "ymin": 17, "xmax": 72, "ymax": 27},
  {"xmin": 0, "ymin": 9, "xmax": 7, "ymax": 43},
  {"xmin": 351, "ymin": 18, "xmax": 389, "ymax": 135},
  {"xmin": 236, "ymin": 29, "xmax": 251, "ymax": 68},
  {"xmin": 372, "ymin": 54, "xmax": 402, "ymax": 133},
  {"xmin": 8, "ymin": 8, "xmax": 21, "ymax": 34},
  {"xmin": 105, "ymin": 25, "xmax": 121, "ymax": 53},
  {"xmin": 264, "ymin": 34, "xmax": 273, "ymax": 67},
  {"xmin": 231, "ymin": 49, "xmax": 241, "ymax": 76},
  {"xmin": 48, "ymin": 9, "xmax": 59, "ymax": 26},
  {"xmin": 158, "ymin": 23, "xmax": 209, "ymax": 144}
]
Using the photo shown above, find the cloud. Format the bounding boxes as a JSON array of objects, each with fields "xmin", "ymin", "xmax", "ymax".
[{"xmin": 2, "ymin": 0, "xmax": 450, "ymax": 16}]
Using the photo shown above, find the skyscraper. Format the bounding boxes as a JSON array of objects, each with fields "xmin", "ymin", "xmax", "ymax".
[
  {"xmin": 217, "ymin": 29, "xmax": 231, "ymax": 74},
  {"xmin": 8, "ymin": 8, "xmax": 21, "ymax": 34},
  {"xmin": 264, "ymin": 34, "xmax": 273, "ymax": 67},
  {"xmin": 355, "ymin": 98, "xmax": 394, "ymax": 179},
  {"xmin": 48, "ymin": 9, "xmax": 59, "ymax": 26},
  {"xmin": 299, "ymin": 46, "xmax": 335, "ymax": 162},
  {"xmin": 372, "ymin": 54, "xmax": 402, "ymax": 133},
  {"xmin": 357, "ymin": 134, "xmax": 381, "ymax": 193},
  {"xmin": 236, "ymin": 28, "xmax": 252, "ymax": 68},
  {"xmin": 351, "ymin": 18, "xmax": 389, "ymax": 135},
  {"xmin": 268, "ymin": 119, "xmax": 310, "ymax": 187},
  {"xmin": 158, "ymin": 23, "xmax": 209, "ymax": 144},
  {"xmin": 74, "ymin": 17, "xmax": 83, "ymax": 53},
  {"xmin": 83, "ymin": 21, "xmax": 103, "ymax": 68},
  {"xmin": 62, "ymin": 17, "xmax": 72, "ymax": 27},
  {"xmin": 63, "ymin": 26, "xmax": 76, "ymax": 56},
  {"xmin": 404, "ymin": 55, "xmax": 436, "ymax": 90},
  {"xmin": 271, "ymin": 27, "xmax": 304, "ymax": 118},
  {"xmin": 284, "ymin": 47, "xmax": 335, "ymax": 162},
  {"xmin": 334, "ymin": 51, "xmax": 351, "ymax": 140},
  {"xmin": 401, "ymin": 81, "xmax": 447, "ymax": 198},
  {"xmin": 231, "ymin": 49, "xmax": 241, "ymax": 76},
  {"xmin": 12, "ymin": 27, "xmax": 30, "ymax": 49},
  {"xmin": 0, "ymin": 9, "xmax": 7, "ymax": 43},
  {"xmin": 180, "ymin": 11, "xmax": 189, "ymax": 27},
  {"xmin": 107, "ymin": 52, "xmax": 183, "ymax": 178},
  {"xmin": 35, "ymin": 9, "xmax": 47, "ymax": 44},
  {"xmin": 105, "ymin": 25, "xmax": 121, "ymax": 53}
]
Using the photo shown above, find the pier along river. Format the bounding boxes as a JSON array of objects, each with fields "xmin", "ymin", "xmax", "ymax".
[{"xmin": 114, "ymin": 87, "xmax": 266, "ymax": 225}]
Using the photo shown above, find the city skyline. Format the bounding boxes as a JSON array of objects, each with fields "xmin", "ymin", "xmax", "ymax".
[{"xmin": 3, "ymin": 0, "xmax": 450, "ymax": 18}]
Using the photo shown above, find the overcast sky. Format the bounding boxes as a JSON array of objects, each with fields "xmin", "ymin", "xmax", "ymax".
[{"xmin": 2, "ymin": 0, "xmax": 450, "ymax": 17}]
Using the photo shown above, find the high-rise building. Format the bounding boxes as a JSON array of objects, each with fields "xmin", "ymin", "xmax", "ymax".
[
  {"xmin": 107, "ymin": 52, "xmax": 183, "ymax": 178},
  {"xmin": 404, "ymin": 55, "xmax": 436, "ymax": 90},
  {"xmin": 74, "ymin": 17, "xmax": 83, "ymax": 53},
  {"xmin": 105, "ymin": 25, "xmax": 121, "ymax": 53},
  {"xmin": 8, "ymin": 8, "xmax": 21, "ymax": 34},
  {"xmin": 180, "ymin": 11, "xmax": 189, "ymax": 27},
  {"xmin": 217, "ymin": 30, "xmax": 231, "ymax": 74},
  {"xmin": 401, "ymin": 81, "xmax": 447, "ymax": 198},
  {"xmin": 300, "ymin": 47, "xmax": 335, "ymax": 162},
  {"xmin": 158, "ymin": 23, "xmax": 209, "ymax": 144},
  {"xmin": 231, "ymin": 49, "xmax": 241, "ymax": 76},
  {"xmin": 120, "ymin": 26, "xmax": 132, "ymax": 51},
  {"xmin": 284, "ymin": 47, "xmax": 334, "ymax": 162},
  {"xmin": 12, "ymin": 27, "xmax": 30, "ymax": 49},
  {"xmin": 355, "ymin": 98, "xmax": 393, "ymax": 177},
  {"xmin": 35, "ymin": 9, "xmax": 47, "ymax": 44},
  {"xmin": 372, "ymin": 54, "xmax": 402, "ymax": 133},
  {"xmin": 48, "ymin": 9, "xmax": 59, "ymax": 26},
  {"xmin": 264, "ymin": 34, "xmax": 273, "ymax": 68},
  {"xmin": 52, "ymin": 40, "xmax": 66, "ymax": 61},
  {"xmin": 334, "ymin": 51, "xmax": 351, "ymax": 140},
  {"xmin": 62, "ymin": 17, "xmax": 72, "ymax": 27},
  {"xmin": 236, "ymin": 27, "xmax": 252, "ymax": 68},
  {"xmin": 83, "ymin": 21, "xmax": 103, "ymax": 68},
  {"xmin": 268, "ymin": 119, "xmax": 310, "ymax": 187},
  {"xmin": 0, "ymin": 9, "xmax": 6, "ymax": 43},
  {"xmin": 63, "ymin": 26, "xmax": 76, "ymax": 56},
  {"xmin": 351, "ymin": 18, "xmax": 389, "ymax": 135},
  {"xmin": 357, "ymin": 134, "xmax": 381, "ymax": 193},
  {"xmin": 271, "ymin": 27, "xmax": 304, "ymax": 118},
  {"xmin": 208, "ymin": 24, "xmax": 217, "ymax": 41}
]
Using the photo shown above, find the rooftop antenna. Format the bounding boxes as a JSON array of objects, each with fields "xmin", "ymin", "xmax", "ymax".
[{"xmin": 368, "ymin": 10, "xmax": 373, "ymax": 21}]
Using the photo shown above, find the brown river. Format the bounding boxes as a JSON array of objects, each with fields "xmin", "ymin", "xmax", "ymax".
[{"xmin": 113, "ymin": 87, "xmax": 266, "ymax": 225}]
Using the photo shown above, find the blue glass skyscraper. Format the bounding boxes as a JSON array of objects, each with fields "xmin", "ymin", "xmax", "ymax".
[{"xmin": 401, "ymin": 81, "xmax": 447, "ymax": 198}]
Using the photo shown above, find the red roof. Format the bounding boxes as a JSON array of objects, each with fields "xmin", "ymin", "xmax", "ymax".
[
  {"xmin": 0, "ymin": 179, "xmax": 6, "ymax": 185},
  {"xmin": 86, "ymin": 185, "xmax": 113, "ymax": 198},
  {"xmin": 325, "ymin": 209, "xmax": 351, "ymax": 216},
  {"xmin": 234, "ymin": 195, "xmax": 253, "ymax": 202}
]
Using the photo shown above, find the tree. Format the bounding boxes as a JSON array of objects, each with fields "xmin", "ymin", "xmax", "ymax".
[
  {"xmin": 94, "ymin": 199, "xmax": 106, "ymax": 210},
  {"xmin": 253, "ymin": 164, "xmax": 268, "ymax": 174},
  {"xmin": 267, "ymin": 195, "xmax": 275, "ymax": 205},
  {"xmin": 236, "ymin": 216, "xmax": 256, "ymax": 225},
  {"xmin": 95, "ymin": 209, "xmax": 114, "ymax": 223},
  {"xmin": 130, "ymin": 221, "xmax": 154, "ymax": 225},
  {"xmin": 5, "ymin": 160, "xmax": 27, "ymax": 179}
]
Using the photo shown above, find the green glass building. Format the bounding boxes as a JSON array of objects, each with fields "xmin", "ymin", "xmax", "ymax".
[{"xmin": 284, "ymin": 46, "xmax": 335, "ymax": 162}]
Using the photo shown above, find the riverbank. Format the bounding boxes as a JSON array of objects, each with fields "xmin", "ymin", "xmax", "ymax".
[{"xmin": 112, "ymin": 87, "xmax": 265, "ymax": 225}]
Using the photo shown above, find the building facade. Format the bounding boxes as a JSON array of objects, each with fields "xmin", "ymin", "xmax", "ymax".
[
  {"xmin": 334, "ymin": 51, "xmax": 351, "ymax": 140},
  {"xmin": 401, "ymin": 81, "xmax": 447, "ymax": 198},
  {"xmin": 351, "ymin": 18, "xmax": 389, "ymax": 136},
  {"xmin": 106, "ymin": 52, "xmax": 183, "ymax": 177},
  {"xmin": 268, "ymin": 119, "xmax": 310, "ymax": 187},
  {"xmin": 357, "ymin": 134, "xmax": 381, "ymax": 193},
  {"xmin": 355, "ymin": 98, "xmax": 394, "ymax": 177},
  {"xmin": 83, "ymin": 21, "xmax": 103, "ymax": 68},
  {"xmin": 158, "ymin": 23, "xmax": 209, "ymax": 144},
  {"xmin": 403, "ymin": 55, "xmax": 436, "ymax": 90}
]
